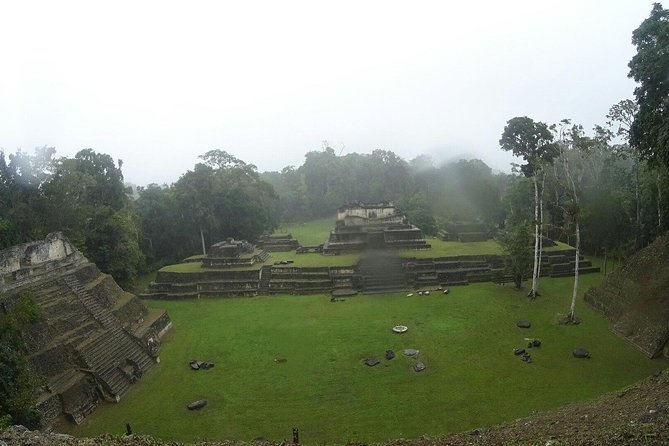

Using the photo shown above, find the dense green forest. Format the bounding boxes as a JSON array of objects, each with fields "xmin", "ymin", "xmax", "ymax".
[{"xmin": 2, "ymin": 105, "xmax": 667, "ymax": 285}]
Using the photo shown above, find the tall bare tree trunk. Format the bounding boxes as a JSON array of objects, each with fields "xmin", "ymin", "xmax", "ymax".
[
  {"xmin": 536, "ymin": 172, "xmax": 546, "ymax": 284},
  {"xmin": 635, "ymin": 163, "xmax": 642, "ymax": 249},
  {"xmin": 568, "ymin": 220, "xmax": 580, "ymax": 321},
  {"xmin": 200, "ymin": 227, "xmax": 207, "ymax": 256},
  {"xmin": 529, "ymin": 174, "xmax": 540, "ymax": 299},
  {"xmin": 658, "ymin": 171, "xmax": 663, "ymax": 231},
  {"xmin": 562, "ymin": 146, "xmax": 580, "ymax": 322}
]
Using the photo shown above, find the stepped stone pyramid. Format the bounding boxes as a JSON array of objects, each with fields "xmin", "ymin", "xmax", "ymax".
[{"xmin": 0, "ymin": 233, "xmax": 171, "ymax": 428}]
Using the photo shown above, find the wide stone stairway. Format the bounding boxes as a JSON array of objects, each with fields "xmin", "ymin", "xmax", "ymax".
[
  {"xmin": 62, "ymin": 274, "xmax": 154, "ymax": 400},
  {"xmin": 357, "ymin": 251, "xmax": 407, "ymax": 293}
]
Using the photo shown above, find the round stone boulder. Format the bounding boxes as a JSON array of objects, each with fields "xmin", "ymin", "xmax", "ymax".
[
  {"xmin": 364, "ymin": 358, "xmax": 380, "ymax": 367},
  {"xmin": 414, "ymin": 361, "xmax": 426, "ymax": 372},
  {"xmin": 516, "ymin": 320, "xmax": 532, "ymax": 329},
  {"xmin": 573, "ymin": 348, "xmax": 591, "ymax": 358},
  {"xmin": 385, "ymin": 350, "xmax": 396, "ymax": 360},
  {"xmin": 403, "ymin": 348, "xmax": 419, "ymax": 357},
  {"xmin": 392, "ymin": 325, "xmax": 408, "ymax": 333}
]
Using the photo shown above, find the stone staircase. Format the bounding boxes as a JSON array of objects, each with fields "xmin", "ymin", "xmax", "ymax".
[
  {"xmin": 259, "ymin": 265, "xmax": 273, "ymax": 294},
  {"xmin": 357, "ymin": 252, "xmax": 407, "ymax": 293},
  {"xmin": 63, "ymin": 275, "xmax": 154, "ymax": 400}
]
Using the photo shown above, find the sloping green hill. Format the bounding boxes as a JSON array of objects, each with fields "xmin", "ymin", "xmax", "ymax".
[{"xmin": 585, "ymin": 232, "xmax": 669, "ymax": 358}]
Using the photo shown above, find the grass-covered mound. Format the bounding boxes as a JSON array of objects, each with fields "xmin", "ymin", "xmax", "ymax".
[
  {"xmin": 585, "ymin": 232, "xmax": 669, "ymax": 358},
  {"xmin": 70, "ymin": 271, "xmax": 665, "ymax": 444}
]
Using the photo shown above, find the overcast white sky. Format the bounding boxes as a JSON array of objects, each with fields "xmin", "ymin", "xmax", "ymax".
[{"xmin": 0, "ymin": 0, "xmax": 656, "ymax": 185}]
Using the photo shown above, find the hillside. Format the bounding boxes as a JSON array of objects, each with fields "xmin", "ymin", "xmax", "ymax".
[{"xmin": 585, "ymin": 232, "xmax": 669, "ymax": 358}]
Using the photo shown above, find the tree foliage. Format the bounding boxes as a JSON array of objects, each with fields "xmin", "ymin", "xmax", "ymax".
[
  {"xmin": 138, "ymin": 150, "xmax": 280, "ymax": 262},
  {"xmin": 497, "ymin": 222, "xmax": 533, "ymax": 289},
  {"xmin": 0, "ymin": 293, "xmax": 42, "ymax": 428},
  {"xmin": 629, "ymin": 3, "xmax": 669, "ymax": 169},
  {"xmin": 41, "ymin": 150, "xmax": 143, "ymax": 287}
]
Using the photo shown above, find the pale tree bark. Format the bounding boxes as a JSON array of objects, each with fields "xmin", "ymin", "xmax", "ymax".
[
  {"xmin": 536, "ymin": 172, "xmax": 546, "ymax": 283},
  {"xmin": 200, "ymin": 227, "xmax": 207, "ymax": 256},
  {"xmin": 635, "ymin": 162, "xmax": 642, "ymax": 249},
  {"xmin": 562, "ymin": 149, "xmax": 581, "ymax": 322},
  {"xmin": 529, "ymin": 174, "xmax": 540, "ymax": 299},
  {"xmin": 658, "ymin": 170, "xmax": 663, "ymax": 231},
  {"xmin": 568, "ymin": 220, "xmax": 580, "ymax": 321}
]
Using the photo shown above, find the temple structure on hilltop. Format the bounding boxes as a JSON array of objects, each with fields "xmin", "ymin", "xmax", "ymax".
[
  {"xmin": 0, "ymin": 233, "xmax": 171, "ymax": 428},
  {"xmin": 202, "ymin": 238, "xmax": 269, "ymax": 267},
  {"xmin": 322, "ymin": 201, "xmax": 431, "ymax": 254}
]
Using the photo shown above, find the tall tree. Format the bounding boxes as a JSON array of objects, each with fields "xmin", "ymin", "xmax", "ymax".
[
  {"xmin": 500, "ymin": 116, "xmax": 558, "ymax": 298},
  {"xmin": 607, "ymin": 99, "xmax": 644, "ymax": 248},
  {"xmin": 173, "ymin": 150, "xmax": 279, "ymax": 255},
  {"xmin": 41, "ymin": 149, "xmax": 143, "ymax": 287},
  {"xmin": 551, "ymin": 120, "xmax": 600, "ymax": 322},
  {"xmin": 629, "ymin": 3, "xmax": 669, "ymax": 169},
  {"xmin": 0, "ymin": 148, "xmax": 55, "ymax": 248}
]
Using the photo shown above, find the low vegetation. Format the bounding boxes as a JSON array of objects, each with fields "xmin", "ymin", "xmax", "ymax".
[{"xmin": 0, "ymin": 293, "xmax": 43, "ymax": 428}]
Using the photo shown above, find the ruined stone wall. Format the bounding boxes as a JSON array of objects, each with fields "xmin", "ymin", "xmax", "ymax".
[
  {"xmin": 0, "ymin": 233, "xmax": 84, "ymax": 292},
  {"xmin": 29, "ymin": 344, "xmax": 78, "ymax": 379}
]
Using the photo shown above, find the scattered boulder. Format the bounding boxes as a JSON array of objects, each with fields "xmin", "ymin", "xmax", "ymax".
[
  {"xmin": 527, "ymin": 339, "xmax": 542, "ymax": 348},
  {"xmin": 424, "ymin": 291, "xmax": 430, "ymax": 295},
  {"xmin": 443, "ymin": 288, "xmax": 450, "ymax": 295},
  {"xmin": 418, "ymin": 291, "xmax": 424, "ymax": 296},
  {"xmin": 573, "ymin": 348, "xmax": 591, "ymax": 358},
  {"xmin": 187, "ymin": 399, "xmax": 207, "ymax": 410},
  {"xmin": 274, "ymin": 358, "xmax": 287, "ymax": 363},
  {"xmin": 414, "ymin": 361, "xmax": 426, "ymax": 372},
  {"xmin": 189, "ymin": 360, "xmax": 214, "ymax": 370},
  {"xmin": 406, "ymin": 293, "xmax": 414, "ymax": 297},
  {"xmin": 513, "ymin": 348, "xmax": 526, "ymax": 356},
  {"xmin": 385, "ymin": 350, "xmax": 395, "ymax": 360},
  {"xmin": 521, "ymin": 353, "xmax": 532, "ymax": 363},
  {"xmin": 364, "ymin": 358, "xmax": 380, "ymax": 367},
  {"xmin": 517, "ymin": 320, "xmax": 532, "ymax": 329},
  {"xmin": 404, "ymin": 348, "xmax": 419, "ymax": 357},
  {"xmin": 392, "ymin": 325, "xmax": 408, "ymax": 333}
]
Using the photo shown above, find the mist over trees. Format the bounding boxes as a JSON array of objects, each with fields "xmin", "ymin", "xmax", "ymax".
[
  {"xmin": 0, "ymin": 3, "xmax": 668, "ymax": 290},
  {"xmin": 2, "ymin": 123, "xmax": 667, "ymax": 288}
]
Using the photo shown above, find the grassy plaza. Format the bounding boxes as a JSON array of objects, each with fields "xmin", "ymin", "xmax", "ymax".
[{"xmin": 71, "ymin": 265, "xmax": 665, "ymax": 444}]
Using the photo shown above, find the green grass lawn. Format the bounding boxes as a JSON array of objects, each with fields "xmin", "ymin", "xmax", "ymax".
[
  {"xmin": 276, "ymin": 217, "xmax": 334, "ymax": 246},
  {"xmin": 71, "ymin": 271, "xmax": 665, "ymax": 445},
  {"xmin": 402, "ymin": 238, "xmax": 504, "ymax": 258}
]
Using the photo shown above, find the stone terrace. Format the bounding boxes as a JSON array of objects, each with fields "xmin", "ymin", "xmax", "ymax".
[
  {"xmin": 256, "ymin": 233, "xmax": 300, "ymax": 252},
  {"xmin": 145, "ymin": 246, "xmax": 600, "ymax": 298}
]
